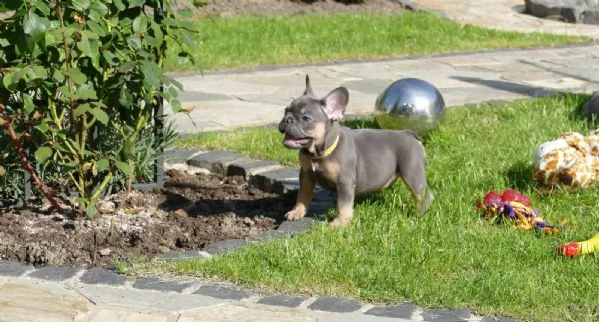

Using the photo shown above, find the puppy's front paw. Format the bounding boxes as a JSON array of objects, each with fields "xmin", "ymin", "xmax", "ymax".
[
  {"xmin": 285, "ymin": 207, "xmax": 306, "ymax": 221},
  {"xmin": 328, "ymin": 217, "xmax": 350, "ymax": 228}
]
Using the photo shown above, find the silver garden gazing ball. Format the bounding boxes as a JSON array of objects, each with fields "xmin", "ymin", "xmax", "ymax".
[{"xmin": 374, "ymin": 78, "xmax": 446, "ymax": 134}]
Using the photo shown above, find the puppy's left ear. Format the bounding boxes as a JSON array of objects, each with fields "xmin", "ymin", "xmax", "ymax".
[{"xmin": 322, "ymin": 87, "xmax": 349, "ymax": 121}]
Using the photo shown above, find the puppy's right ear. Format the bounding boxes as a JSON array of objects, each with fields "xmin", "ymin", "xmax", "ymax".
[{"xmin": 303, "ymin": 74, "xmax": 314, "ymax": 97}]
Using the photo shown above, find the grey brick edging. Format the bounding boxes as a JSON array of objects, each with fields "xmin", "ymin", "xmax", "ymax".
[
  {"xmin": 0, "ymin": 257, "xmax": 516, "ymax": 321},
  {"xmin": 162, "ymin": 149, "xmax": 326, "ymax": 256}
]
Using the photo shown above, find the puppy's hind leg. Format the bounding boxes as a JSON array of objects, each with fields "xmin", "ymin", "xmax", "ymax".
[
  {"xmin": 329, "ymin": 178, "xmax": 356, "ymax": 228},
  {"xmin": 399, "ymin": 159, "xmax": 433, "ymax": 215}
]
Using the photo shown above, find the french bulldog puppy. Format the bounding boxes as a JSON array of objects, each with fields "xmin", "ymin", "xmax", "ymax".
[{"xmin": 278, "ymin": 75, "xmax": 433, "ymax": 227}]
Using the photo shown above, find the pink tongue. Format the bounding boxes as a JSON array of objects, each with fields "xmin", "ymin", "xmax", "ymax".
[{"xmin": 284, "ymin": 134, "xmax": 302, "ymax": 146}]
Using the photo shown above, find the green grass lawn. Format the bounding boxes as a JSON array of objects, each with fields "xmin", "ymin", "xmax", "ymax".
[
  {"xmin": 126, "ymin": 94, "xmax": 599, "ymax": 321},
  {"xmin": 165, "ymin": 11, "xmax": 590, "ymax": 72}
]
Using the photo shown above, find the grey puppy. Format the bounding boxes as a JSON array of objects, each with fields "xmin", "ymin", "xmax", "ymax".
[{"xmin": 278, "ymin": 75, "xmax": 433, "ymax": 227}]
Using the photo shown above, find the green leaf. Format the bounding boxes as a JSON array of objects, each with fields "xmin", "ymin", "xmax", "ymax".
[
  {"xmin": 2, "ymin": 72, "xmax": 14, "ymax": 91},
  {"xmin": 28, "ymin": 65, "xmax": 48, "ymax": 80},
  {"xmin": 126, "ymin": 35, "xmax": 142, "ymax": 50},
  {"xmin": 35, "ymin": 122, "xmax": 50, "ymax": 133},
  {"xmin": 118, "ymin": 88, "xmax": 133, "ymax": 107},
  {"xmin": 170, "ymin": 99, "xmax": 182, "ymax": 113},
  {"xmin": 23, "ymin": 11, "xmax": 48, "ymax": 48},
  {"xmin": 128, "ymin": 0, "xmax": 145, "ymax": 8},
  {"xmin": 91, "ymin": 107, "xmax": 109, "ymax": 125},
  {"xmin": 118, "ymin": 61, "xmax": 136, "ymax": 73},
  {"xmin": 180, "ymin": 29, "xmax": 197, "ymax": 48},
  {"xmin": 52, "ymin": 69, "xmax": 65, "ymax": 83},
  {"xmin": 56, "ymin": 85, "xmax": 73, "ymax": 100},
  {"xmin": 71, "ymin": 68, "xmax": 87, "ymax": 85},
  {"xmin": 149, "ymin": 21, "xmax": 164, "ymax": 44},
  {"xmin": 86, "ymin": 21, "xmax": 107, "ymax": 36},
  {"xmin": 102, "ymin": 51, "xmax": 119, "ymax": 66},
  {"xmin": 96, "ymin": 159, "xmax": 110, "ymax": 172},
  {"xmin": 22, "ymin": 93, "xmax": 35, "ymax": 113},
  {"xmin": 76, "ymin": 36, "xmax": 93, "ymax": 58},
  {"xmin": 167, "ymin": 85, "xmax": 179, "ymax": 100},
  {"xmin": 35, "ymin": 1, "xmax": 51, "ymax": 16},
  {"xmin": 34, "ymin": 147, "xmax": 53, "ymax": 162},
  {"xmin": 86, "ymin": 204, "xmax": 97, "ymax": 218},
  {"xmin": 73, "ymin": 87, "xmax": 97, "ymax": 100},
  {"xmin": 132, "ymin": 15, "xmax": 148, "ymax": 34},
  {"xmin": 88, "ymin": 2, "xmax": 109, "ymax": 21},
  {"xmin": 113, "ymin": 0, "xmax": 126, "ymax": 11},
  {"xmin": 72, "ymin": 0, "xmax": 91, "ymax": 11},
  {"xmin": 74, "ymin": 103, "xmax": 92, "ymax": 116},
  {"xmin": 115, "ymin": 160, "xmax": 132, "ymax": 175},
  {"xmin": 140, "ymin": 61, "xmax": 162, "ymax": 88},
  {"xmin": 163, "ymin": 76, "xmax": 183, "ymax": 91}
]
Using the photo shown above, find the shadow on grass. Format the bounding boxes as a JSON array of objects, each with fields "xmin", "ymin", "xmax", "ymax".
[{"xmin": 505, "ymin": 160, "xmax": 534, "ymax": 192}]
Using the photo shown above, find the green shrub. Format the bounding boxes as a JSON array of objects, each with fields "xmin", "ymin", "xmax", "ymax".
[{"xmin": 0, "ymin": 0, "xmax": 199, "ymax": 216}]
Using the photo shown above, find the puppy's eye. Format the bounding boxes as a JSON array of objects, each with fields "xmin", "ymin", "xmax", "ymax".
[{"xmin": 301, "ymin": 115, "xmax": 312, "ymax": 122}]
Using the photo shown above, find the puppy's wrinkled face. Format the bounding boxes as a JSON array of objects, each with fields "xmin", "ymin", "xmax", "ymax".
[{"xmin": 278, "ymin": 96, "xmax": 329, "ymax": 150}]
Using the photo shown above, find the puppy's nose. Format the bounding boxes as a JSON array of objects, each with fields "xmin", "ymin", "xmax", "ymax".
[{"xmin": 278, "ymin": 120, "xmax": 285, "ymax": 133}]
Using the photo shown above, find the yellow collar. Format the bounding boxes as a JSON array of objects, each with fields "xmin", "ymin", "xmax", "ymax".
[{"xmin": 313, "ymin": 134, "xmax": 340, "ymax": 159}]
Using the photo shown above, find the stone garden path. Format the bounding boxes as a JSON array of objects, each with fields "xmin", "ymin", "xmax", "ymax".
[
  {"xmin": 3, "ymin": 1, "xmax": 599, "ymax": 321},
  {"xmin": 171, "ymin": 42, "xmax": 599, "ymax": 133}
]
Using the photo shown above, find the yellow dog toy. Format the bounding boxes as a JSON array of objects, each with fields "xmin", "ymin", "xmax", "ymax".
[{"xmin": 560, "ymin": 233, "xmax": 599, "ymax": 257}]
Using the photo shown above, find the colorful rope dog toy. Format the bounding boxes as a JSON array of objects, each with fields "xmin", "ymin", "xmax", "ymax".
[
  {"xmin": 560, "ymin": 232, "xmax": 599, "ymax": 257},
  {"xmin": 477, "ymin": 189, "xmax": 566, "ymax": 234}
]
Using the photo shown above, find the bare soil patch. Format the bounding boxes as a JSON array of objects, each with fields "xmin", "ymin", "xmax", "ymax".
[
  {"xmin": 0, "ymin": 169, "xmax": 294, "ymax": 268},
  {"xmin": 187, "ymin": 0, "xmax": 405, "ymax": 17}
]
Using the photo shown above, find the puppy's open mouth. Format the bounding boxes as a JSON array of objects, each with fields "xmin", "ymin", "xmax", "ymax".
[{"xmin": 283, "ymin": 133, "xmax": 311, "ymax": 148}]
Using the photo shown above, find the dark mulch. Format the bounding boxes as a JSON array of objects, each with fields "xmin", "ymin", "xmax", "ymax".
[{"xmin": 0, "ymin": 169, "xmax": 295, "ymax": 268}]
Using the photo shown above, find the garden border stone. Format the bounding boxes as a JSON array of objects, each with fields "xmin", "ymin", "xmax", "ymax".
[
  {"xmin": 27, "ymin": 266, "xmax": 81, "ymax": 281},
  {"xmin": 365, "ymin": 303, "xmax": 419, "ymax": 319},
  {"xmin": 132, "ymin": 277, "xmax": 192, "ymax": 293},
  {"xmin": 0, "ymin": 260, "xmax": 32, "ymax": 277}
]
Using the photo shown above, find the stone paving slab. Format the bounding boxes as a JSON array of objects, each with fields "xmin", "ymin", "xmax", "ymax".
[
  {"xmin": 75, "ymin": 308, "xmax": 179, "ymax": 322},
  {"xmin": 0, "ymin": 278, "xmax": 91, "ymax": 322},
  {"xmin": 170, "ymin": 43, "xmax": 599, "ymax": 134},
  {"xmin": 411, "ymin": 0, "xmax": 599, "ymax": 37},
  {"xmin": 70, "ymin": 282, "xmax": 225, "ymax": 311}
]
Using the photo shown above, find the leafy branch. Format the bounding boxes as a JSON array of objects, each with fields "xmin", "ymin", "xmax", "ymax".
[{"xmin": 0, "ymin": 0, "xmax": 200, "ymax": 216}]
